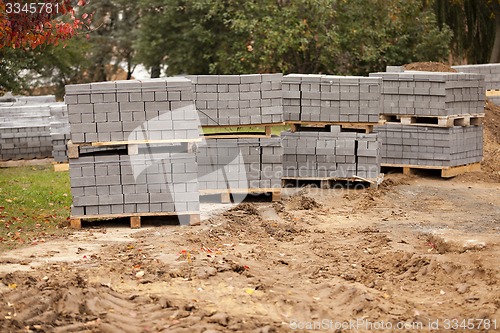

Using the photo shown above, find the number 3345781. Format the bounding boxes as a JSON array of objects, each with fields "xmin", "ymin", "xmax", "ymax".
[{"xmin": 5, "ymin": 2, "xmax": 60, "ymax": 14}]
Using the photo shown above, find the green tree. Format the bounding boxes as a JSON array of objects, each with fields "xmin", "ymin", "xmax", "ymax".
[
  {"xmin": 488, "ymin": 0, "xmax": 500, "ymax": 62},
  {"xmin": 27, "ymin": 38, "xmax": 93, "ymax": 97},
  {"xmin": 434, "ymin": 0, "xmax": 495, "ymax": 64},
  {"xmin": 335, "ymin": 0, "xmax": 452, "ymax": 74},
  {"xmin": 136, "ymin": 0, "xmax": 451, "ymax": 76},
  {"xmin": 0, "ymin": 48, "xmax": 37, "ymax": 93},
  {"xmin": 81, "ymin": 0, "xmax": 140, "ymax": 81},
  {"xmin": 0, "ymin": 38, "xmax": 91, "ymax": 97}
]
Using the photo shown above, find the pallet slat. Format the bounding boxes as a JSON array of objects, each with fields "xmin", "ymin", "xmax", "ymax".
[
  {"xmin": 381, "ymin": 162, "xmax": 481, "ymax": 178},
  {"xmin": 53, "ymin": 163, "xmax": 69, "ymax": 172},
  {"xmin": 203, "ymin": 133, "xmax": 271, "ymax": 139},
  {"xmin": 486, "ymin": 90, "xmax": 500, "ymax": 97},
  {"xmin": 67, "ymin": 140, "xmax": 198, "ymax": 159},
  {"xmin": 286, "ymin": 121, "xmax": 381, "ymax": 133},
  {"xmin": 199, "ymin": 188, "xmax": 281, "ymax": 202},
  {"xmin": 379, "ymin": 114, "xmax": 484, "ymax": 128},
  {"xmin": 201, "ymin": 122, "xmax": 284, "ymax": 129},
  {"xmin": 202, "ymin": 123, "xmax": 283, "ymax": 138},
  {"xmin": 70, "ymin": 212, "xmax": 201, "ymax": 229}
]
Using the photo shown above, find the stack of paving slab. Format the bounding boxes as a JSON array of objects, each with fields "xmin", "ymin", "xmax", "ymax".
[
  {"xmin": 370, "ymin": 71, "xmax": 485, "ymax": 116},
  {"xmin": 281, "ymin": 128, "xmax": 381, "ymax": 179},
  {"xmin": 197, "ymin": 138, "xmax": 282, "ymax": 190},
  {"xmin": 0, "ymin": 95, "xmax": 55, "ymax": 161},
  {"xmin": 451, "ymin": 63, "xmax": 500, "ymax": 91},
  {"xmin": 186, "ymin": 74, "xmax": 284, "ymax": 194},
  {"xmin": 187, "ymin": 74, "xmax": 283, "ymax": 126},
  {"xmin": 280, "ymin": 74, "xmax": 383, "ymax": 180},
  {"xmin": 374, "ymin": 125, "xmax": 482, "ymax": 167},
  {"xmin": 49, "ymin": 103, "xmax": 70, "ymax": 163},
  {"xmin": 65, "ymin": 79, "xmax": 198, "ymax": 143},
  {"xmin": 371, "ymin": 70, "xmax": 485, "ymax": 168},
  {"xmin": 65, "ymin": 78, "xmax": 200, "ymax": 217},
  {"xmin": 451, "ymin": 63, "xmax": 500, "ymax": 104},
  {"xmin": 282, "ymin": 74, "xmax": 382, "ymax": 123}
]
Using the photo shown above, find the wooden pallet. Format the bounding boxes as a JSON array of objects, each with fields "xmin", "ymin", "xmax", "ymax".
[
  {"xmin": 202, "ymin": 132, "xmax": 272, "ymax": 139},
  {"xmin": 286, "ymin": 121, "xmax": 381, "ymax": 133},
  {"xmin": 70, "ymin": 211, "xmax": 201, "ymax": 229},
  {"xmin": 201, "ymin": 123, "xmax": 284, "ymax": 139},
  {"xmin": 53, "ymin": 163, "xmax": 69, "ymax": 172},
  {"xmin": 0, "ymin": 158, "xmax": 54, "ymax": 168},
  {"xmin": 379, "ymin": 114, "xmax": 484, "ymax": 127},
  {"xmin": 199, "ymin": 188, "xmax": 281, "ymax": 203},
  {"xmin": 67, "ymin": 139, "xmax": 199, "ymax": 159},
  {"xmin": 381, "ymin": 162, "xmax": 481, "ymax": 178},
  {"xmin": 282, "ymin": 174, "xmax": 384, "ymax": 189},
  {"xmin": 486, "ymin": 90, "xmax": 500, "ymax": 97}
]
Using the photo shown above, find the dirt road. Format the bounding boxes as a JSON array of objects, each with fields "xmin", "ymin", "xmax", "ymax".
[{"xmin": 0, "ymin": 173, "xmax": 499, "ymax": 332}]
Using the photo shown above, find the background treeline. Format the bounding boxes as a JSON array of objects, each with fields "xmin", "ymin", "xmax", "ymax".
[{"xmin": 1, "ymin": 0, "xmax": 499, "ymax": 98}]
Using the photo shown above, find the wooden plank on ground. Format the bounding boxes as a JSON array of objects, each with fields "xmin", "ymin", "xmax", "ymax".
[
  {"xmin": 441, "ymin": 162, "xmax": 481, "ymax": 178},
  {"xmin": 53, "ymin": 163, "xmax": 69, "ymax": 172},
  {"xmin": 91, "ymin": 138, "xmax": 201, "ymax": 147},
  {"xmin": 0, "ymin": 158, "xmax": 54, "ymax": 168},
  {"xmin": 382, "ymin": 162, "xmax": 481, "ymax": 178}
]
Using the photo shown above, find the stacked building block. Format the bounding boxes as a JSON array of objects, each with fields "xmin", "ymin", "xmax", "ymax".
[
  {"xmin": 282, "ymin": 74, "xmax": 382, "ymax": 123},
  {"xmin": 197, "ymin": 138, "xmax": 282, "ymax": 190},
  {"xmin": 375, "ymin": 125, "xmax": 483, "ymax": 167},
  {"xmin": 452, "ymin": 63, "xmax": 500, "ymax": 91},
  {"xmin": 69, "ymin": 149, "xmax": 199, "ymax": 216},
  {"xmin": 49, "ymin": 103, "xmax": 70, "ymax": 163},
  {"xmin": 65, "ymin": 78, "xmax": 198, "ymax": 143},
  {"xmin": 187, "ymin": 74, "xmax": 283, "ymax": 126},
  {"xmin": 65, "ymin": 78, "xmax": 200, "ymax": 218},
  {"xmin": 0, "ymin": 97, "xmax": 55, "ymax": 161},
  {"xmin": 282, "ymin": 128, "xmax": 381, "ymax": 179},
  {"xmin": 372, "ymin": 69, "xmax": 485, "ymax": 168},
  {"xmin": 369, "ymin": 72, "xmax": 485, "ymax": 116}
]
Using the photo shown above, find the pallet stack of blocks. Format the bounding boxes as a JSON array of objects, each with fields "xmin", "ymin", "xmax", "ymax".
[
  {"xmin": 282, "ymin": 74, "xmax": 382, "ymax": 123},
  {"xmin": 197, "ymin": 138, "xmax": 283, "ymax": 191},
  {"xmin": 65, "ymin": 78, "xmax": 200, "ymax": 222},
  {"xmin": 187, "ymin": 74, "xmax": 283, "ymax": 126},
  {"xmin": 281, "ymin": 74, "xmax": 383, "ymax": 180},
  {"xmin": 0, "ymin": 96, "xmax": 55, "ymax": 161},
  {"xmin": 190, "ymin": 74, "xmax": 284, "ymax": 197},
  {"xmin": 371, "ymin": 71, "xmax": 485, "ymax": 167},
  {"xmin": 370, "ymin": 71, "xmax": 484, "ymax": 116},
  {"xmin": 451, "ymin": 64, "xmax": 500, "ymax": 91},
  {"xmin": 49, "ymin": 103, "xmax": 70, "ymax": 163},
  {"xmin": 451, "ymin": 64, "xmax": 500, "ymax": 105},
  {"xmin": 282, "ymin": 129, "xmax": 380, "ymax": 179}
]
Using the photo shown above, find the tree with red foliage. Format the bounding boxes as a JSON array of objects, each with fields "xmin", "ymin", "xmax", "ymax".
[{"xmin": 0, "ymin": 0, "xmax": 90, "ymax": 49}]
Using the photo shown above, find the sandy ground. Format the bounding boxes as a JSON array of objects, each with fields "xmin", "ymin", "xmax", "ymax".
[{"xmin": 0, "ymin": 173, "xmax": 499, "ymax": 333}]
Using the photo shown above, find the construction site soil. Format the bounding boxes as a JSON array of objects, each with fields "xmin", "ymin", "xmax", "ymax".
[{"xmin": 0, "ymin": 67, "xmax": 499, "ymax": 332}]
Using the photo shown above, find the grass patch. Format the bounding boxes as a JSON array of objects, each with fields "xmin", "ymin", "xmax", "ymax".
[{"xmin": 0, "ymin": 165, "xmax": 71, "ymax": 252}]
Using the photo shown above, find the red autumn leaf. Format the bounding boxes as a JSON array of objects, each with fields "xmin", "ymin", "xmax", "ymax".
[{"xmin": 0, "ymin": 0, "xmax": 91, "ymax": 49}]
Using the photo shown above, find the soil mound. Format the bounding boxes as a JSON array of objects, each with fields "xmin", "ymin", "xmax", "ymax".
[
  {"xmin": 287, "ymin": 195, "xmax": 323, "ymax": 210},
  {"xmin": 403, "ymin": 61, "xmax": 457, "ymax": 72},
  {"xmin": 481, "ymin": 99, "xmax": 500, "ymax": 180}
]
